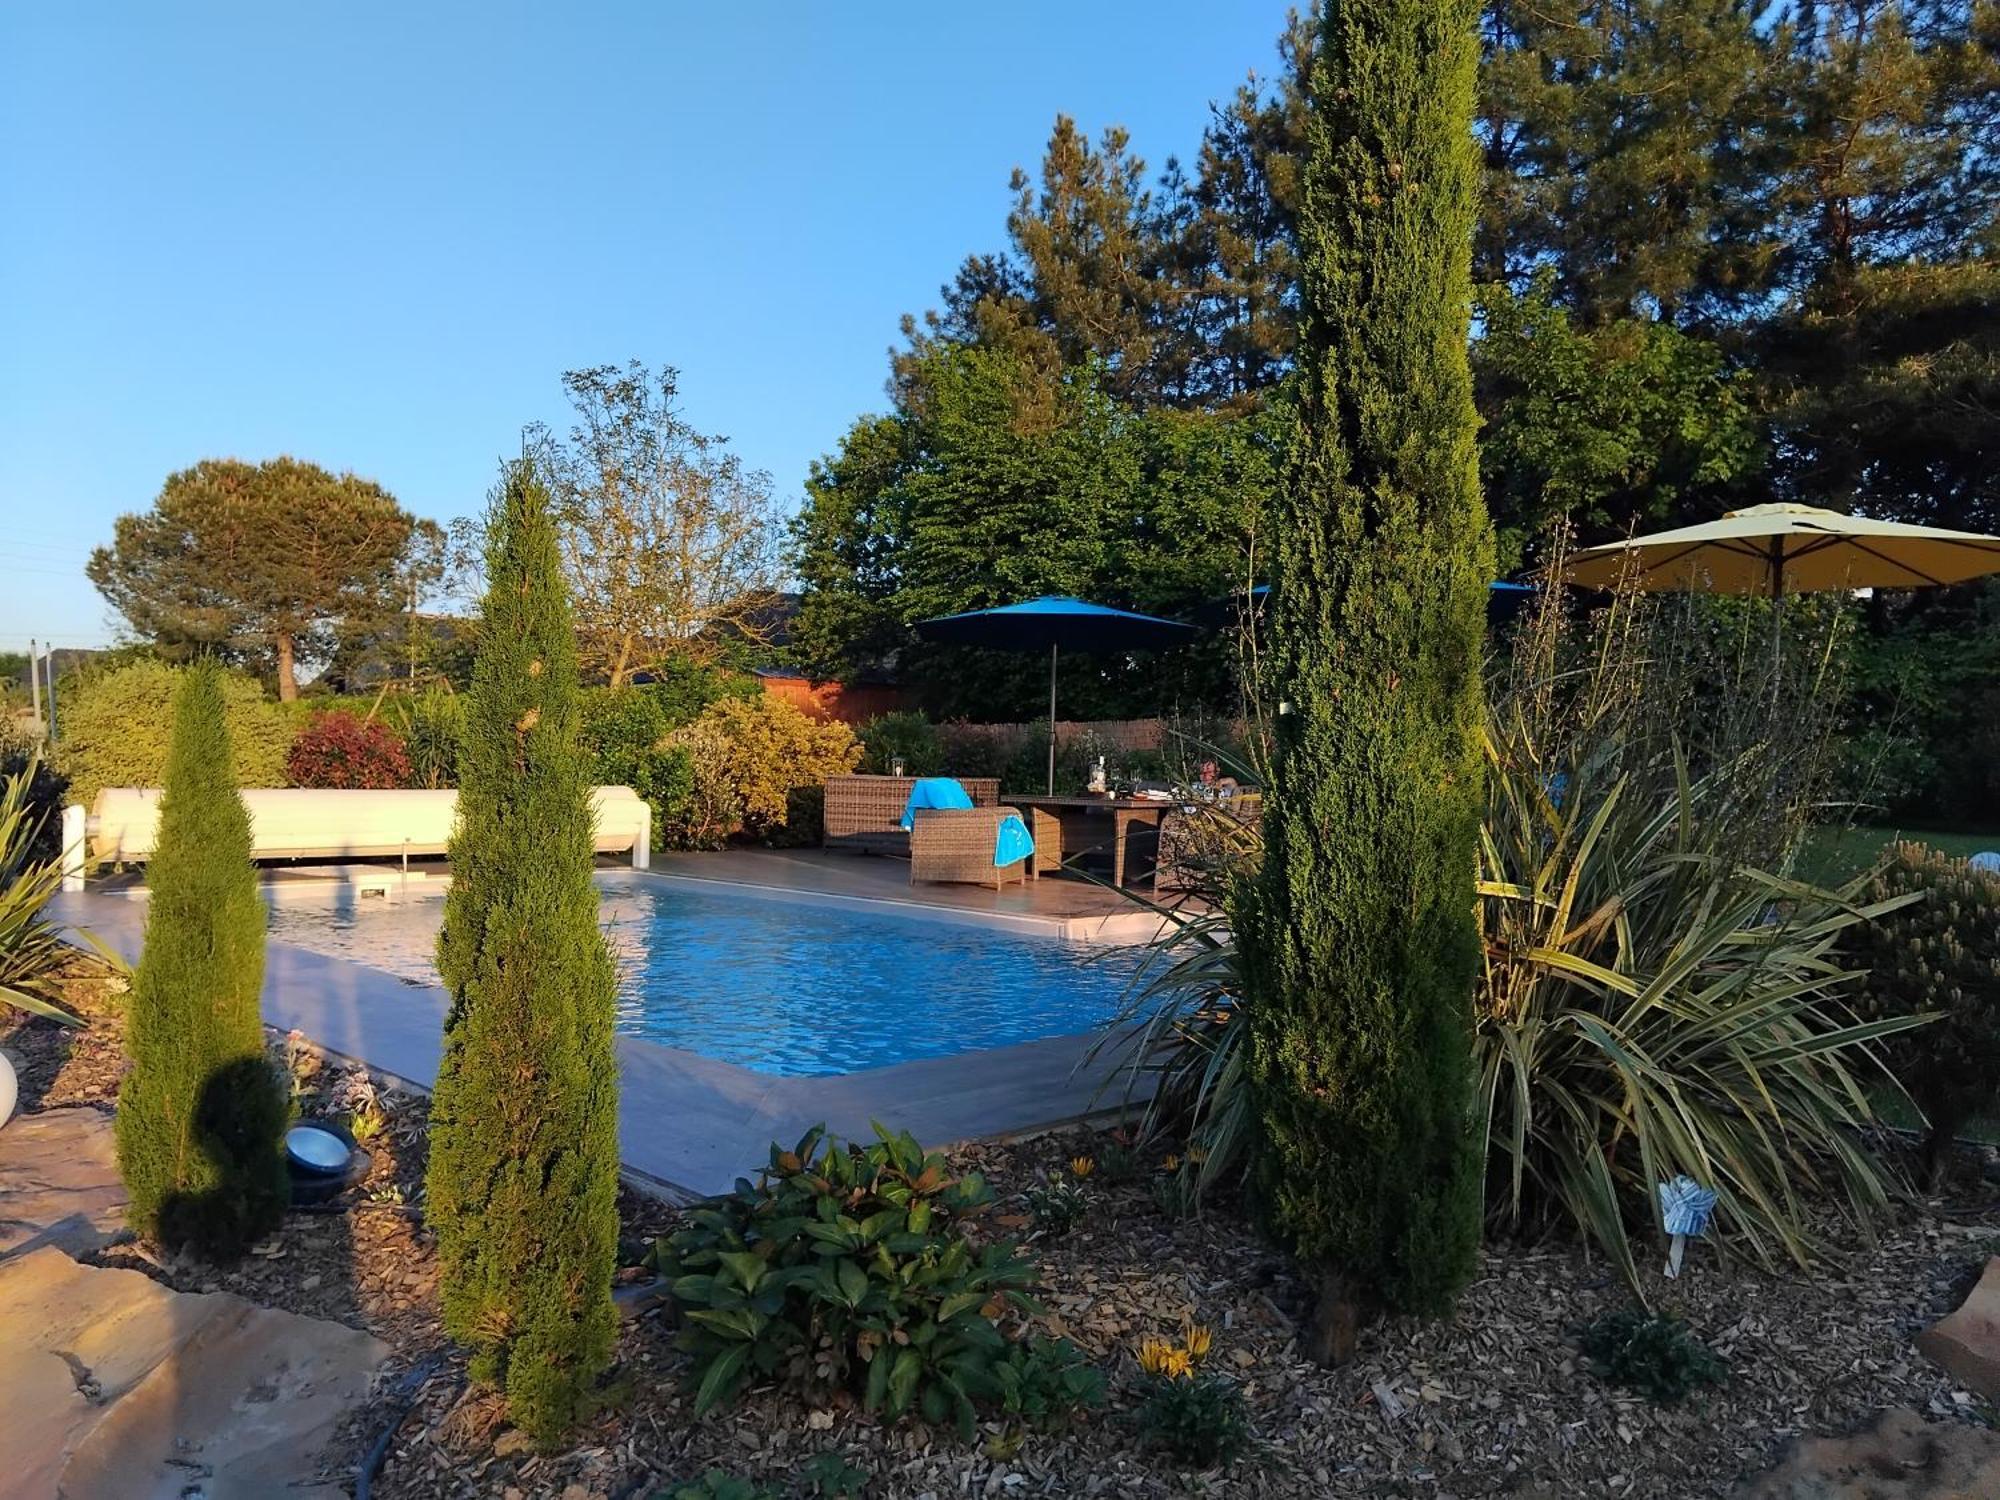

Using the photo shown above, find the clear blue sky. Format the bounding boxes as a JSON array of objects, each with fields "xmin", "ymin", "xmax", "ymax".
[{"xmin": 0, "ymin": 2, "xmax": 1295, "ymax": 655}]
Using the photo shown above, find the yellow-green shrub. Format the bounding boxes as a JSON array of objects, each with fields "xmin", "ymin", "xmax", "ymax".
[
  {"xmin": 59, "ymin": 660, "xmax": 294, "ymax": 805},
  {"xmin": 667, "ymin": 695, "xmax": 859, "ymax": 846}
]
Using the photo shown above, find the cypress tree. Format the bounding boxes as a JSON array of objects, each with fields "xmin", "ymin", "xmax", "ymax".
[
  {"xmin": 116, "ymin": 660, "xmax": 289, "ymax": 1258},
  {"xmin": 425, "ymin": 458, "xmax": 620, "ymax": 1448},
  {"xmin": 1238, "ymin": 0, "xmax": 1490, "ymax": 1358}
]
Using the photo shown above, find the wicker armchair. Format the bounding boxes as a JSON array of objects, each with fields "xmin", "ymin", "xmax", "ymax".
[
  {"xmin": 909, "ymin": 806, "xmax": 1035, "ymax": 890},
  {"xmin": 822, "ymin": 775, "xmax": 1002, "ymax": 857}
]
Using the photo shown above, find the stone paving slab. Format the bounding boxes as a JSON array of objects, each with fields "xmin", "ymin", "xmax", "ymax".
[
  {"xmin": 0, "ymin": 1244, "xmax": 388, "ymax": 1499},
  {"xmin": 0, "ymin": 1105, "xmax": 130, "ymax": 1260},
  {"xmin": 1736, "ymin": 1406, "xmax": 2000, "ymax": 1498},
  {"xmin": 1917, "ymin": 1254, "xmax": 2000, "ymax": 1402}
]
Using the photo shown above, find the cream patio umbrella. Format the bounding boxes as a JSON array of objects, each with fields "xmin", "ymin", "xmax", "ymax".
[{"xmin": 1564, "ymin": 502, "xmax": 2000, "ymax": 599}]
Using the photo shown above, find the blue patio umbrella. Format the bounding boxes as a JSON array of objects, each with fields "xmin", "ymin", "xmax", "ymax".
[{"xmin": 915, "ymin": 595, "xmax": 1199, "ymax": 794}]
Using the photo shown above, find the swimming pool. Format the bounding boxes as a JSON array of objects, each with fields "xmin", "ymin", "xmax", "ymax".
[{"xmin": 264, "ymin": 870, "xmax": 1144, "ymax": 1077}]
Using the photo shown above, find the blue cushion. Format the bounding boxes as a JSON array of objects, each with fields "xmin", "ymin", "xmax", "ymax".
[{"xmin": 900, "ymin": 777, "xmax": 974, "ymax": 830}]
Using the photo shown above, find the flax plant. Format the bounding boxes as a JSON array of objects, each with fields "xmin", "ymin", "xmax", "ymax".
[
  {"xmin": 1101, "ymin": 583, "xmax": 1928, "ymax": 1293},
  {"xmin": 0, "ymin": 752, "xmax": 96, "ymax": 1025}
]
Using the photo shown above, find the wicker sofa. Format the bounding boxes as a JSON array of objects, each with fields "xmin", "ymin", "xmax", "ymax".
[{"xmin": 822, "ymin": 774, "xmax": 1002, "ymax": 857}]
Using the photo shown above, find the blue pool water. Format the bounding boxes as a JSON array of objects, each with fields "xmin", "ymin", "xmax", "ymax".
[{"xmin": 265, "ymin": 871, "xmax": 1143, "ymax": 1077}]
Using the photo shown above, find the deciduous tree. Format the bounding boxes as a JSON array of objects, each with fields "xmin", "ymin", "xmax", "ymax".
[
  {"xmin": 529, "ymin": 362, "xmax": 785, "ymax": 686},
  {"xmin": 1474, "ymin": 273, "xmax": 1763, "ymax": 568},
  {"xmin": 791, "ymin": 347, "xmax": 1269, "ymax": 720}
]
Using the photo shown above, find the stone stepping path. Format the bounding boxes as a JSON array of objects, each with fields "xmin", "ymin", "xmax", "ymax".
[
  {"xmin": 1736, "ymin": 1406, "xmax": 2000, "ymax": 1498},
  {"xmin": 0, "ymin": 1244, "xmax": 388, "ymax": 1499},
  {"xmin": 0, "ymin": 1105, "xmax": 129, "ymax": 1259}
]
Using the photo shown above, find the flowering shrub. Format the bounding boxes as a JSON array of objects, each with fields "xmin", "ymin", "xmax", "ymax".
[
  {"xmin": 285, "ymin": 710, "xmax": 412, "ymax": 789},
  {"xmin": 1134, "ymin": 1324, "xmax": 1247, "ymax": 1466}
]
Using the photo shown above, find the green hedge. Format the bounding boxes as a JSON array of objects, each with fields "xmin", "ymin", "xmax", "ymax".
[{"xmin": 58, "ymin": 660, "xmax": 295, "ymax": 806}]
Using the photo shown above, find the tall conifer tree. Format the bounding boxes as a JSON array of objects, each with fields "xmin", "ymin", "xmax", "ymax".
[
  {"xmin": 116, "ymin": 660, "xmax": 289, "ymax": 1258},
  {"xmin": 1239, "ymin": 0, "xmax": 1490, "ymax": 1358},
  {"xmin": 425, "ymin": 459, "xmax": 621, "ymax": 1448}
]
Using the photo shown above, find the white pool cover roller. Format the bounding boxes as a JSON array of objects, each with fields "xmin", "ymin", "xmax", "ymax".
[{"xmin": 84, "ymin": 786, "xmax": 651, "ymax": 868}]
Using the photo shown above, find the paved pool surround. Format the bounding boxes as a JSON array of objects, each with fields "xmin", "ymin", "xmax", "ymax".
[{"xmin": 49, "ymin": 873, "xmax": 1149, "ymax": 1201}]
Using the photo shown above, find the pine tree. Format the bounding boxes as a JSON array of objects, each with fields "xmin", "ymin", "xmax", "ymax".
[
  {"xmin": 425, "ymin": 459, "xmax": 621, "ymax": 1448},
  {"xmin": 1477, "ymin": 0, "xmax": 1775, "ymax": 324},
  {"xmin": 1238, "ymin": 0, "xmax": 1490, "ymax": 1360},
  {"xmin": 898, "ymin": 116, "xmax": 1172, "ymax": 405},
  {"xmin": 1159, "ymin": 9, "xmax": 1313, "ymax": 407},
  {"xmin": 1758, "ymin": 0, "xmax": 2000, "ymax": 524},
  {"xmin": 116, "ymin": 659, "xmax": 289, "ymax": 1259}
]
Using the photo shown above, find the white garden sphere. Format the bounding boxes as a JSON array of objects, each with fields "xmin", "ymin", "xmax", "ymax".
[{"xmin": 0, "ymin": 1050, "xmax": 17, "ymax": 1129}]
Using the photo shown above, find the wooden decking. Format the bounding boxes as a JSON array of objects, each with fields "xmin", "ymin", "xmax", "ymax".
[
  {"xmin": 639, "ymin": 847, "xmax": 1177, "ymax": 944},
  {"xmin": 102, "ymin": 847, "xmax": 1183, "ymax": 943}
]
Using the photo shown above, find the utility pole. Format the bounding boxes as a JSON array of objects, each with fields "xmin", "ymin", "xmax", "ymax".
[{"xmin": 28, "ymin": 636, "xmax": 42, "ymax": 728}]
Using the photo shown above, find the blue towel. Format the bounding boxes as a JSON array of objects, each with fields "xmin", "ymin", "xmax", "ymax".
[
  {"xmin": 900, "ymin": 776, "xmax": 974, "ymax": 830},
  {"xmin": 995, "ymin": 813, "xmax": 1034, "ymax": 868}
]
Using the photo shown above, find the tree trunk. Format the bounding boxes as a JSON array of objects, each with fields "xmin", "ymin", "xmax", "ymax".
[
  {"xmin": 1924, "ymin": 1122, "xmax": 1956, "ymax": 1191},
  {"xmin": 275, "ymin": 634, "xmax": 298, "ymax": 702},
  {"xmin": 1302, "ymin": 1265, "xmax": 1363, "ymax": 1367},
  {"xmin": 609, "ymin": 632, "xmax": 633, "ymax": 691}
]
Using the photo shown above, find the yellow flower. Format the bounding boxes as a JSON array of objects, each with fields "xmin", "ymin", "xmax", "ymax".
[
  {"xmin": 1138, "ymin": 1338, "xmax": 1195, "ymax": 1380},
  {"xmin": 1184, "ymin": 1323, "xmax": 1213, "ymax": 1361},
  {"xmin": 1186, "ymin": 1147, "xmax": 1209, "ymax": 1166},
  {"xmin": 1161, "ymin": 1154, "xmax": 1181, "ymax": 1172},
  {"xmin": 1069, "ymin": 1156, "xmax": 1095, "ymax": 1179}
]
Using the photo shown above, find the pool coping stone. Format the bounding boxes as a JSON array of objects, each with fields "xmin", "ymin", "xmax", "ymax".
[{"xmin": 47, "ymin": 885, "xmax": 1148, "ymax": 1202}]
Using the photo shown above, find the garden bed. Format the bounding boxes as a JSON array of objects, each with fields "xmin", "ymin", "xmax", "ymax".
[{"xmin": 5, "ymin": 974, "xmax": 1996, "ymax": 1499}]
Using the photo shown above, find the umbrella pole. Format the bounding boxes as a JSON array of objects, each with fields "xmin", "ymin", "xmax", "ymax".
[
  {"xmin": 1770, "ymin": 539, "xmax": 1785, "ymax": 691},
  {"xmin": 1047, "ymin": 642, "xmax": 1058, "ymax": 796}
]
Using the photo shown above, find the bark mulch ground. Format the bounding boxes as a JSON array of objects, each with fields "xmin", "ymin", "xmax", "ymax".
[{"xmin": 6, "ymin": 968, "xmax": 1996, "ymax": 1500}]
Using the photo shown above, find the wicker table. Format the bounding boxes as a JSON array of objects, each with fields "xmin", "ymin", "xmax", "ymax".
[{"xmin": 1009, "ymin": 794, "xmax": 1171, "ymax": 889}]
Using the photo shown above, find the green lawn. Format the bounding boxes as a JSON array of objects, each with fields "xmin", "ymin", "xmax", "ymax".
[
  {"xmin": 1798, "ymin": 823, "xmax": 2000, "ymax": 885},
  {"xmin": 1868, "ymin": 1084, "xmax": 2000, "ymax": 1147}
]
